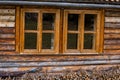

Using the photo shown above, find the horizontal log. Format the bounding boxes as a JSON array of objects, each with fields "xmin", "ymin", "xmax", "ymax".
[
  {"xmin": 105, "ymin": 22, "xmax": 120, "ymax": 28},
  {"xmin": 104, "ymin": 45, "xmax": 120, "ymax": 50},
  {"xmin": 0, "ymin": 45, "xmax": 15, "ymax": 51},
  {"xmin": 104, "ymin": 33, "xmax": 120, "ymax": 39},
  {"xmin": 0, "ymin": 38, "xmax": 15, "ymax": 45},
  {"xmin": 0, "ymin": 34, "xmax": 15, "ymax": 38},
  {"xmin": 104, "ymin": 50, "xmax": 120, "ymax": 54},
  {"xmin": 104, "ymin": 29, "xmax": 120, "ymax": 34},
  {"xmin": 0, "ymin": 22, "xmax": 15, "ymax": 27},
  {"xmin": 0, "ymin": 55, "xmax": 119, "ymax": 62},
  {"xmin": 0, "ymin": 60, "xmax": 119, "ymax": 68},
  {"xmin": 0, "ymin": 16, "xmax": 15, "ymax": 22},
  {"xmin": 0, "ymin": 9, "xmax": 15, "ymax": 15},
  {"xmin": 105, "ymin": 17, "xmax": 120, "ymax": 23},
  {"xmin": 104, "ymin": 40, "xmax": 120, "ymax": 45},
  {"xmin": 105, "ymin": 10, "xmax": 120, "ymax": 17},
  {"xmin": 0, "ymin": 65, "xmax": 119, "ymax": 74},
  {"xmin": 0, "ymin": 27, "xmax": 15, "ymax": 34},
  {"xmin": 0, "ymin": 51, "xmax": 17, "ymax": 54}
]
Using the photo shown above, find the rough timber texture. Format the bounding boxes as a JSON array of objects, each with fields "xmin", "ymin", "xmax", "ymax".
[
  {"xmin": 0, "ymin": 7, "xmax": 119, "ymax": 73},
  {"xmin": 104, "ymin": 9, "xmax": 120, "ymax": 54},
  {"xmin": 0, "ymin": 9, "xmax": 16, "ymax": 54},
  {"xmin": 0, "ymin": 54, "xmax": 119, "ymax": 73}
]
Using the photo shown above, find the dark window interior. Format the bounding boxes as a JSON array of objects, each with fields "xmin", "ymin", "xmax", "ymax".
[
  {"xmin": 24, "ymin": 33, "xmax": 37, "ymax": 49},
  {"xmin": 84, "ymin": 33, "xmax": 94, "ymax": 49},
  {"xmin": 68, "ymin": 14, "xmax": 79, "ymax": 31},
  {"xmin": 43, "ymin": 13, "xmax": 55, "ymax": 30},
  {"xmin": 42, "ymin": 33, "xmax": 54, "ymax": 49},
  {"xmin": 67, "ymin": 34, "xmax": 78, "ymax": 49},
  {"xmin": 84, "ymin": 14, "xmax": 97, "ymax": 31},
  {"xmin": 25, "ymin": 13, "xmax": 38, "ymax": 30}
]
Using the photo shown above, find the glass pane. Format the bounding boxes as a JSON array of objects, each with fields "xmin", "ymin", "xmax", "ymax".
[
  {"xmin": 42, "ymin": 33, "xmax": 54, "ymax": 49},
  {"xmin": 43, "ymin": 13, "xmax": 55, "ymax": 30},
  {"xmin": 67, "ymin": 34, "xmax": 78, "ymax": 49},
  {"xmin": 84, "ymin": 34, "xmax": 94, "ymax": 49},
  {"xmin": 68, "ymin": 14, "xmax": 79, "ymax": 31},
  {"xmin": 24, "ymin": 33, "xmax": 37, "ymax": 49},
  {"xmin": 25, "ymin": 13, "xmax": 38, "ymax": 30},
  {"xmin": 84, "ymin": 14, "xmax": 97, "ymax": 31}
]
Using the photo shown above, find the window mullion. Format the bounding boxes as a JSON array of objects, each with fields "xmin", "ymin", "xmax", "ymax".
[
  {"xmin": 80, "ymin": 13, "xmax": 84, "ymax": 53},
  {"xmin": 38, "ymin": 11, "xmax": 42, "ymax": 53},
  {"xmin": 78, "ymin": 14, "xmax": 81, "ymax": 52}
]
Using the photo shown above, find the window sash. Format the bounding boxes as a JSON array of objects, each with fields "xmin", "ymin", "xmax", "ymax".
[
  {"xmin": 19, "ymin": 9, "xmax": 103, "ymax": 54},
  {"xmin": 63, "ymin": 10, "xmax": 101, "ymax": 53},
  {"xmin": 20, "ymin": 9, "xmax": 60, "ymax": 54}
]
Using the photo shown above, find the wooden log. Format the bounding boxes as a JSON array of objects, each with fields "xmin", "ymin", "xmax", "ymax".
[
  {"xmin": 104, "ymin": 29, "xmax": 120, "ymax": 34},
  {"xmin": 105, "ymin": 17, "xmax": 120, "ymax": 23},
  {"xmin": 105, "ymin": 22, "xmax": 120, "ymax": 28},
  {"xmin": 104, "ymin": 33, "xmax": 120, "ymax": 39},
  {"xmin": 0, "ymin": 16, "xmax": 15, "ymax": 22},
  {"xmin": 0, "ymin": 22, "xmax": 15, "ymax": 27},
  {"xmin": 0, "ymin": 45, "xmax": 15, "ymax": 51},
  {"xmin": 104, "ymin": 50, "xmax": 120, "ymax": 54},
  {"xmin": 0, "ymin": 55, "xmax": 119, "ymax": 62},
  {"xmin": 0, "ymin": 65, "xmax": 119, "ymax": 73},
  {"xmin": 0, "ymin": 34, "xmax": 15, "ymax": 38},
  {"xmin": 0, "ymin": 51, "xmax": 17, "ymax": 54},
  {"xmin": 0, "ymin": 9, "xmax": 15, "ymax": 15},
  {"xmin": 104, "ymin": 45, "xmax": 120, "ymax": 50},
  {"xmin": 0, "ymin": 27, "xmax": 15, "ymax": 34},
  {"xmin": 104, "ymin": 40, "xmax": 120, "ymax": 45},
  {"xmin": 105, "ymin": 10, "xmax": 120, "ymax": 17},
  {"xmin": 0, "ymin": 59, "xmax": 119, "ymax": 68},
  {"xmin": 0, "ymin": 38, "xmax": 15, "ymax": 45}
]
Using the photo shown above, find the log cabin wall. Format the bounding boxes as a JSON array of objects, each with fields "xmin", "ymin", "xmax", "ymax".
[
  {"xmin": 0, "ymin": 6, "xmax": 119, "ymax": 73},
  {"xmin": 0, "ymin": 8, "xmax": 16, "ymax": 54},
  {"xmin": 104, "ymin": 9, "xmax": 120, "ymax": 54}
]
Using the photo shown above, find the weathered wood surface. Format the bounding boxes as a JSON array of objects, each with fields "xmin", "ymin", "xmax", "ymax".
[
  {"xmin": 104, "ymin": 45, "xmax": 120, "ymax": 50},
  {"xmin": 0, "ymin": 34, "xmax": 15, "ymax": 38},
  {"xmin": 104, "ymin": 50, "xmax": 120, "ymax": 54},
  {"xmin": 0, "ymin": 60, "xmax": 119, "ymax": 68},
  {"xmin": 0, "ymin": 27, "xmax": 15, "ymax": 34},
  {"xmin": 0, "ymin": 54, "xmax": 120, "ymax": 61},
  {"xmin": 104, "ymin": 40, "xmax": 120, "ymax": 45},
  {"xmin": 0, "ymin": 45, "xmax": 15, "ymax": 51},
  {"xmin": 0, "ymin": 22, "xmax": 15, "ymax": 27},
  {"xmin": 105, "ymin": 10, "xmax": 120, "ymax": 17},
  {"xmin": 0, "ymin": 39, "xmax": 15, "ymax": 45},
  {"xmin": 0, "ymin": 9, "xmax": 16, "ymax": 53},
  {"xmin": 104, "ymin": 33, "xmax": 120, "ymax": 39},
  {"xmin": 105, "ymin": 29, "xmax": 120, "ymax": 34},
  {"xmin": 105, "ymin": 17, "xmax": 120, "ymax": 23},
  {"xmin": 0, "ymin": 54, "xmax": 119, "ymax": 68},
  {"xmin": 105, "ymin": 22, "xmax": 120, "ymax": 28},
  {"xmin": 0, "ymin": 16, "xmax": 15, "ymax": 22},
  {"xmin": 104, "ymin": 9, "xmax": 120, "ymax": 54},
  {"xmin": 0, "ymin": 9, "xmax": 15, "ymax": 15}
]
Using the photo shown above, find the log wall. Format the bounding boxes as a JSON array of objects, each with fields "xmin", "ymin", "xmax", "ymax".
[
  {"xmin": 0, "ymin": 9, "xmax": 16, "ymax": 54},
  {"xmin": 104, "ymin": 9, "xmax": 120, "ymax": 54},
  {"xmin": 0, "ymin": 7, "xmax": 119, "ymax": 73}
]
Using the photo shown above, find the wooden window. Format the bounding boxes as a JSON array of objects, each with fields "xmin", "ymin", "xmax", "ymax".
[
  {"xmin": 20, "ymin": 9, "xmax": 60, "ymax": 53},
  {"xmin": 63, "ymin": 10, "xmax": 102, "ymax": 53},
  {"xmin": 18, "ymin": 9, "xmax": 103, "ymax": 54}
]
